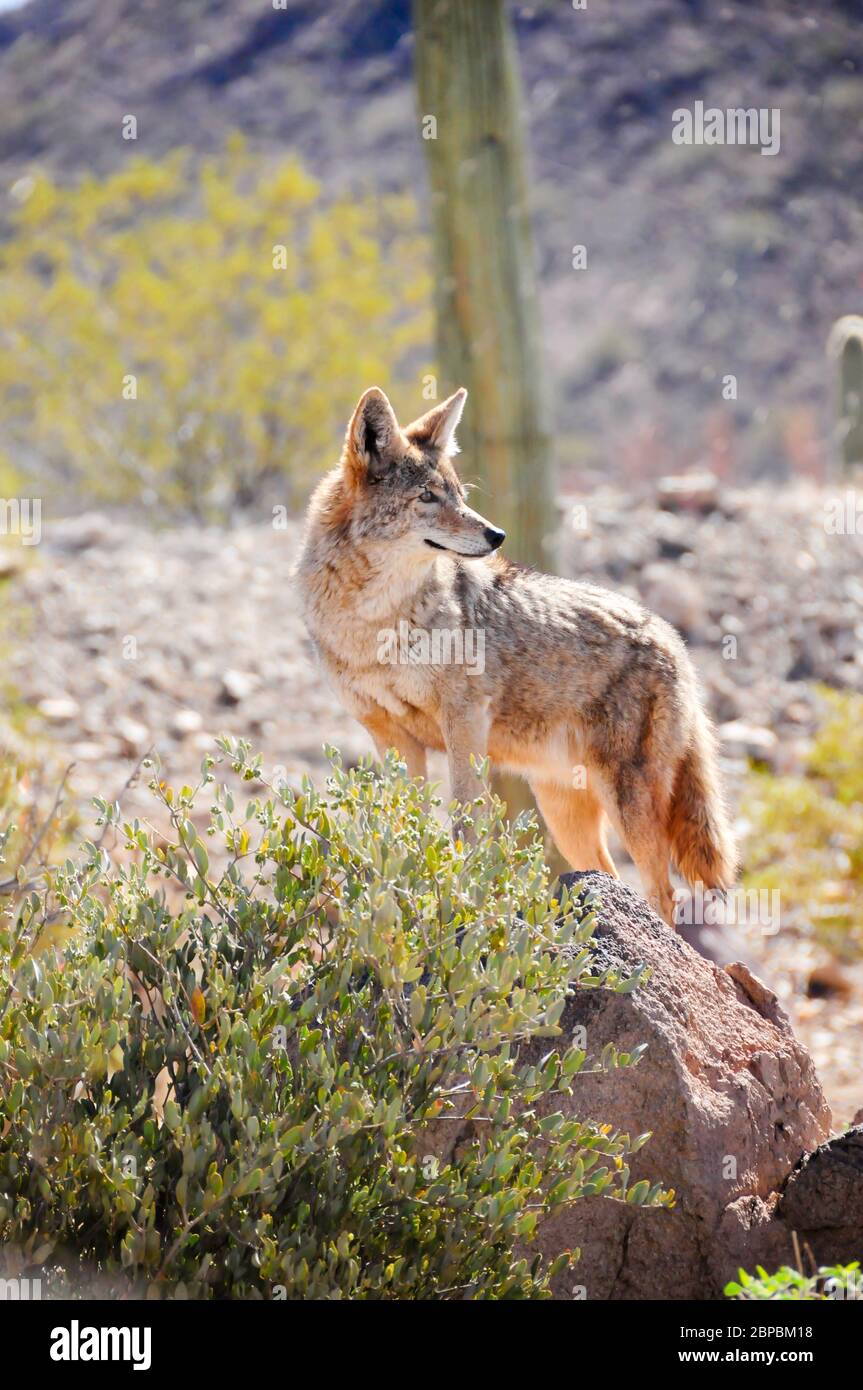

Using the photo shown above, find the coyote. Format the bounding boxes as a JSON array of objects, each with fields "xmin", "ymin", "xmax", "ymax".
[{"xmin": 297, "ymin": 386, "xmax": 736, "ymax": 925}]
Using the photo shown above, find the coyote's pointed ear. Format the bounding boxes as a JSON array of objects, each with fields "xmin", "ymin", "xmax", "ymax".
[
  {"xmin": 404, "ymin": 387, "xmax": 467, "ymax": 456},
  {"xmin": 342, "ymin": 387, "xmax": 403, "ymax": 486}
]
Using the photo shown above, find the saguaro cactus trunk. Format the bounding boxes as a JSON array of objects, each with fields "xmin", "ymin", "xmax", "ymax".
[
  {"xmin": 829, "ymin": 316, "xmax": 863, "ymax": 475},
  {"xmin": 414, "ymin": 0, "xmax": 554, "ymax": 569},
  {"xmin": 414, "ymin": 0, "xmax": 559, "ymax": 858}
]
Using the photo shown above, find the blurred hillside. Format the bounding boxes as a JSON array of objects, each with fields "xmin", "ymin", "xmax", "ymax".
[{"xmin": 0, "ymin": 0, "xmax": 861, "ymax": 484}]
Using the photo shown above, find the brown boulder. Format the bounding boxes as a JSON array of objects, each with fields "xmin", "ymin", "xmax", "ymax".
[
  {"xmin": 778, "ymin": 1127, "xmax": 863, "ymax": 1267},
  {"xmin": 520, "ymin": 873, "xmax": 831, "ymax": 1300}
]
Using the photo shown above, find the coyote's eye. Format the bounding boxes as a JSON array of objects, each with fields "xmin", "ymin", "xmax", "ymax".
[{"xmin": 419, "ymin": 489, "xmax": 437, "ymax": 503}]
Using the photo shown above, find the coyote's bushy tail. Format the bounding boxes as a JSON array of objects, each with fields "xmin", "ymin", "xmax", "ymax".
[{"xmin": 666, "ymin": 709, "xmax": 737, "ymax": 889}]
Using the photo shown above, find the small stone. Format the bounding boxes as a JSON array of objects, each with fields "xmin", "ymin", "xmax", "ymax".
[
  {"xmin": 783, "ymin": 700, "xmax": 814, "ymax": 725},
  {"xmin": 0, "ymin": 548, "xmax": 25, "ymax": 579},
  {"xmin": 50, "ymin": 513, "xmax": 114, "ymax": 551},
  {"xmin": 170, "ymin": 708, "xmax": 203, "ymax": 737},
  {"xmin": 37, "ymin": 696, "xmax": 80, "ymax": 723},
  {"xmin": 652, "ymin": 511, "xmax": 694, "ymax": 559},
  {"xmin": 657, "ymin": 472, "xmax": 719, "ymax": 515},
  {"xmin": 69, "ymin": 740, "xmax": 110, "ymax": 763},
  {"xmin": 219, "ymin": 669, "xmax": 258, "ymax": 705},
  {"xmin": 705, "ymin": 670, "xmax": 744, "ymax": 723},
  {"xmin": 640, "ymin": 562, "xmax": 705, "ymax": 636},
  {"xmin": 115, "ymin": 717, "xmax": 150, "ymax": 754},
  {"xmin": 719, "ymin": 720, "xmax": 778, "ymax": 764},
  {"xmin": 772, "ymin": 736, "xmax": 812, "ymax": 777},
  {"xmin": 807, "ymin": 962, "xmax": 854, "ymax": 1002}
]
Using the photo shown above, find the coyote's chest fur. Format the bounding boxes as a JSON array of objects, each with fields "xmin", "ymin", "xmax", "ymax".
[
  {"xmin": 300, "ymin": 549, "xmax": 461, "ymax": 735},
  {"xmin": 299, "ymin": 534, "xmax": 611, "ymax": 775}
]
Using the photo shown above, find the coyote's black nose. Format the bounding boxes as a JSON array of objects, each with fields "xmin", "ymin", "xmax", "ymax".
[{"xmin": 484, "ymin": 526, "xmax": 506, "ymax": 550}]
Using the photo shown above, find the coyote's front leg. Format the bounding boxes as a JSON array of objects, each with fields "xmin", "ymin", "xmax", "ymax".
[
  {"xmin": 441, "ymin": 700, "xmax": 489, "ymax": 838},
  {"xmin": 359, "ymin": 704, "xmax": 427, "ymax": 780}
]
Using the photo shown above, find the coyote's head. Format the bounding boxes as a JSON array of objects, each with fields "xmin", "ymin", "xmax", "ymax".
[{"xmin": 336, "ymin": 386, "xmax": 506, "ymax": 559}]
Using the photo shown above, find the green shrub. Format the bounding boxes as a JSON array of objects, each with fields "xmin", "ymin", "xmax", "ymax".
[
  {"xmin": 0, "ymin": 137, "xmax": 431, "ymax": 516},
  {"xmin": 0, "ymin": 734, "xmax": 76, "ymax": 941},
  {"xmin": 742, "ymin": 689, "xmax": 863, "ymax": 955},
  {"xmin": 0, "ymin": 743, "xmax": 669, "ymax": 1299},
  {"xmin": 725, "ymin": 1262, "xmax": 862, "ymax": 1301}
]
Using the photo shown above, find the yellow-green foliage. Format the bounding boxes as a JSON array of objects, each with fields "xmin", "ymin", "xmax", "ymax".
[
  {"xmin": 0, "ymin": 136, "xmax": 432, "ymax": 514},
  {"xmin": 743, "ymin": 689, "xmax": 863, "ymax": 954},
  {"xmin": 725, "ymin": 1261, "xmax": 861, "ymax": 1301}
]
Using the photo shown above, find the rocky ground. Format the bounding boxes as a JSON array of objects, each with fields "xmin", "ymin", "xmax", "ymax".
[{"xmin": 1, "ymin": 477, "xmax": 862, "ymax": 1125}]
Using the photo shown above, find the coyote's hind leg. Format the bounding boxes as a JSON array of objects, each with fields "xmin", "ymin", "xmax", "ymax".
[{"xmin": 601, "ymin": 774, "xmax": 676, "ymax": 926}]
